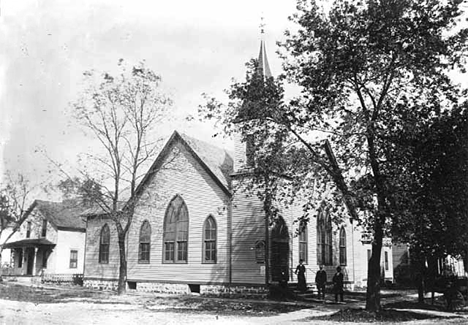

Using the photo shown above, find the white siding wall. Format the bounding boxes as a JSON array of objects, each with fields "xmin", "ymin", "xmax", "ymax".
[
  {"xmin": 127, "ymin": 143, "xmax": 230, "ymax": 284},
  {"xmin": 85, "ymin": 142, "xmax": 231, "ymax": 285},
  {"xmin": 54, "ymin": 230, "xmax": 86, "ymax": 274},
  {"xmin": 84, "ymin": 217, "xmax": 120, "ymax": 280}
]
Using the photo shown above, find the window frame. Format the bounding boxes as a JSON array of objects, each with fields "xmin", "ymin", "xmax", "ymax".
[
  {"xmin": 317, "ymin": 208, "xmax": 333, "ymax": 266},
  {"xmin": 26, "ymin": 221, "xmax": 31, "ymax": 238},
  {"xmin": 162, "ymin": 195, "xmax": 189, "ymax": 264},
  {"xmin": 339, "ymin": 227, "xmax": 347, "ymax": 266},
  {"xmin": 384, "ymin": 251, "xmax": 389, "ymax": 271},
  {"xmin": 138, "ymin": 220, "xmax": 151, "ymax": 264},
  {"xmin": 255, "ymin": 240, "xmax": 266, "ymax": 264},
  {"xmin": 41, "ymin": 219, "xmax": 47, "ymax": 237},
  {"xmin": 299, "ymin": 224, "xmax": 308, "ymax": 264},
  {"xmin": 99, "ymin": 224, "xmax": 110, "ymax": 264},
  {"xmin": 202, "ymin": 216, "xmax": 217, "ymax": 264},
  {"xmin": 69, "ymin": 249, "xmax": 78, "ymax": 269}
]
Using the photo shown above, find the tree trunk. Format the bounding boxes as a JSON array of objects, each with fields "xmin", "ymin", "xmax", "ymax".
[
  {"xmin": 0, "ymin": 247, "xmax": 3, "ymax": 282},
  {"xmin": 117, "ymin": 234, "xmax": 127, "ymax": 295},
  {"xmin": 365, "ymin": 223, "xmax": 384, "ymax": 312},
  {"xmin": 417, "ymin": 271, "xmax": 425, "ymax": 303}
]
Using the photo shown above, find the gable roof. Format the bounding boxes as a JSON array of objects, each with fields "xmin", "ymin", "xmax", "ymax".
[
  {"xmin": 134, "ymin": 131, "xmax": 234, "ymax": 198},
  {"xmin": 27, "ymin": 199, "xmax": 87, "ymax": 231},
  {"xmin": 179, "ymin": 133, "xmax": 233, "ymax": 190}
]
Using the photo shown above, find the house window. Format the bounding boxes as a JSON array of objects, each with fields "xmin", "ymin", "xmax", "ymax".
[
  {"xmin": 299, "ymin": 224, "xmax": 308, "ymax": 263},
  {"xmin": 99, "ymin": 224, "xmax": 110, "ymax": 264},
  {"xmin": 41, "ymin": 219, "xmax": 47, "ymax": 237},
  {"xmin": 385, "ymin": 251, "xmax": 389, "ymax": 271},
  {"xmin": 317, "ymin": 208, "xmax": 332, "ymax": 265},
  {"xmin": 26, "ymin": 221, "xmax": 31, "ymax": 238},
  {"xmin": 69, "ymin": 250, "xmax": 78, "ymax": 268},
  {"xmin": 138, "ymin": 220, "xmax": 151, "ymax": 263},
  {"xmin": 255, "ymin": 240, "xmax": 266, "ymax": 264},
  {"xmin": 163, "ymin": 195, "xmax": 189, "ymax": 263},
  {"xmin": 339, "ymin": 227, "xmax": 347, "ymax": 265},
  {"xmin": 203, "ymin": 216, "xmax": 217, "ymax": 263}
]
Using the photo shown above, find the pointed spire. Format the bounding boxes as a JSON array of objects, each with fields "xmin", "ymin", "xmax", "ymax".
[{"xmin": 258, "ymin": 17, "xmax": 272, "ymax": 78}]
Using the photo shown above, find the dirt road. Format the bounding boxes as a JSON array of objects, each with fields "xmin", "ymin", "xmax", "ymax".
[{"xmin": 2, "ymin": 298, "xmax": 468, "ymax": 325}]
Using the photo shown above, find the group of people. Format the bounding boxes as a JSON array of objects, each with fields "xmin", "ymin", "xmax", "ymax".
[{"xmin": 295, "ymin": 259, "xmax": 344, "ymax": 303}]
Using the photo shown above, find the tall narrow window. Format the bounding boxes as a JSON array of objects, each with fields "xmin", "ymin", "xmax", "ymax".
[
  {"xmin": 317, "ymin": 225, "xmax": 323, "ymax": 265},
  {"xmin": 385, "ymin": 251, "xmax": 389, "ymax": 271},
  {"xmin": 69, "ymin": 250, "xmax": 78, "ymax": 268},
  {"xmin": 41, "ymin": 219, "xmax": 47, "ymax": 237},
  {"xmin": 26, "ymin": 221, "xmax": 31, "ymax": 238},
  {"xmin": 317, "ymin": 208, "xmax": 332, "ymax": 265},
  {"xmin": 99, "ymin": 224, "xmax": 110, "ymax": 264},
  {"xmin": 255, "ymin": 240, "xmax": 266, "ymax": 264},
  {"xmin": 299, "ymin": 224, "xmax": 308, "ymax": 263},
  {"xmin": 339, "ymin": 227, "xmax": 347, "ymax": 265},
  {"xmin": 138, "ymin": 220, "xmax": 151, "ymax": 263},
  {"xmin": 163, "ymin": 196, "xmax": 189, "ymax": 263},
  {"xmin": 203, "ymin": 216, "xmax": 217, "ymax": 263},
  {"xmin": 246, "ymin": 135, "xmax": 255, "ymax": 166}
]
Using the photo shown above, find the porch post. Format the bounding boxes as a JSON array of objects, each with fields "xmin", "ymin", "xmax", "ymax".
[
  {"xmin": 32, "ymin": 247, "xmax": 38, "ymax": 276},
  {"xmin": 21, "ymin": 248, "xmax": 25, "ymax": 275}
]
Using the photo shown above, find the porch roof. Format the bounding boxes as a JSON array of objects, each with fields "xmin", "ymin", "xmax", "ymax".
[{"xmin": 3, "ymin": 238, "xmax": 56, "ymax": 249}]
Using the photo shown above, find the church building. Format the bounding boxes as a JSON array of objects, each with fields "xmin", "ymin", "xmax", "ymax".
[{"xmin": 82, "ymin": 37, "xmax": 393, "ymax": 294}]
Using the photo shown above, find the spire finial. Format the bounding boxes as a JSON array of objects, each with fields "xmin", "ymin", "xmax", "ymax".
[{"xmin": 260, "ymin": 15, "xmax": 265, "ymax": 35}]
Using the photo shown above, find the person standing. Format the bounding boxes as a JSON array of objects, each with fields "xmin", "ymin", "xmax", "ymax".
[
  {"xmin": 315, "ymin": 265, "xmax": 327, "ymax": 300},
  {"xmin": 295, "ymin": 259, "xmax": 307, "ymax": 293},
  {"xmin": 332, "ymin": 266, "xmax": 344, "ymax": 303}
]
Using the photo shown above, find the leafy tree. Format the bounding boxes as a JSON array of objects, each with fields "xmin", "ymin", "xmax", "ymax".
[
  {"xmin": 202, "ymin": 0, "xmax": 468, "ymax": 311},
  {"xmin": 0, "ymin": 172, "xmax": 37, "ymax": 280},
  {"xmin": 391, "ymin": 106, "xmax": 468, "ymax": 302},
  {"xmin": 202, "ymin": 59, "xmax": 348, "ymax": 285},
  {"xmin": 70, "ymin": 60, "xmax": 172, "ymax": 294}
]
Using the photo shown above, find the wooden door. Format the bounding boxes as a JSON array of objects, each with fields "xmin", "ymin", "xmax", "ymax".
[
  {"xmin": 26, "ymin": 248, "xmax": 35, "ymax": 275},
  {"xmin": 270, "ymin": 217, "xmax": 289, "ymax": 282}
]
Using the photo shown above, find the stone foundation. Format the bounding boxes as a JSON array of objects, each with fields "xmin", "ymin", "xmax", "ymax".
[
  {"xmin": 84, "ymin": 279, "xmax": 119, "ymax": 291},
  {"xmin": 83, "ymin": 278, "xmax": 268, "ymax": 298}
]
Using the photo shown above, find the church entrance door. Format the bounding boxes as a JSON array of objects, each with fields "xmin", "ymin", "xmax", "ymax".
[{"xmin": 270, "ymin": 216, "xmax": 289, "ymax": 282}]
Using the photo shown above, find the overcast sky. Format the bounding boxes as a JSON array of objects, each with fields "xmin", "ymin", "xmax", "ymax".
[
  {"xmin": 1, "ymin": 1, "xmax": 466, "ymax": 193},
  {"xmin": 0, "ymin": 0, "xmax": 298, "ymax": 188}
]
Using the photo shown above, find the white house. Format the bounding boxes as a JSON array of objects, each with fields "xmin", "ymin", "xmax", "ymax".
[{"xmin": 3, "ymin": 199, "xmax": 87, "ymax": 281}]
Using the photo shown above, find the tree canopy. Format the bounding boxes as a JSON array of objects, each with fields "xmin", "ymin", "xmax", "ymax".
[
  {"xmin": 201, "ymin": 0, "xmax": 468, "ymax": 311},
  {"xmin": 69, "ymin": 60, "xmax": 172, "ymax": 294}
]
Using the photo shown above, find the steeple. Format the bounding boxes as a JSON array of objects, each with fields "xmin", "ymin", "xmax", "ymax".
[
  {"xmin": 258, "ymin": 17, "xmax": 272, "ymax": 78},
  {"xmin": 233, "ymin": 19, "xmax": 273, "ymax": 173}
]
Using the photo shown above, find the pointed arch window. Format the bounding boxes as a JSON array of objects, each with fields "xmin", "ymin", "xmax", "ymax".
[
  {"xmin": 299, "ymin": 224, "xmax": 308, "ymax": 263},
  {"xmin": 203, "ymin": 216, "xmax": 217, "ymax": 263},
  {"xmin": 163, "ymin": 196, "xmax": 189, "ymax": 263},
  {"xmin": 255, "ymin": 240, "xmax": 266, "ymax": 264},
  {"xmin": 99, "ymin": 224, "xmax": 110, "ymax": 264},
  {"xmin": 138, "ymin": 220, "xmax": 151, "ymax": 263},
  {"xmin": 339, "ymin": 227, "xmax": 347, "ymax": 266},
  {"xmin": 317, "ymin": 209, "xmax": 332, "ymax": 265}
]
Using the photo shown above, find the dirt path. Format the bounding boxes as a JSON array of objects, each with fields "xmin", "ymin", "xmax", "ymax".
[
  {"xmin": 1, "ymin": 283, "xmax": 467, "ymax": 325},
  {"xmin": 2, "ymin": 298, "xmax": 467, "ymax": 325}
]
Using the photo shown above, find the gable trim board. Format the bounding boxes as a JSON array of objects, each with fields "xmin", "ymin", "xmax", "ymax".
[{"xmin": 133, "ymin": 131, "xmax": 232, "ymax": 200}]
